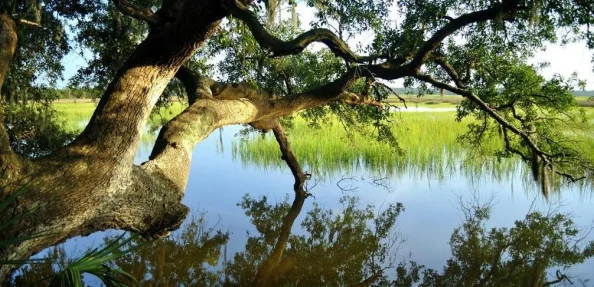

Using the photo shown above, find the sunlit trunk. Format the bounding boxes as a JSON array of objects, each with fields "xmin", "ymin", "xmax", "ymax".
[{"xmin": 0, "ymin": 1, "xmax": 228, "ymax": 283}]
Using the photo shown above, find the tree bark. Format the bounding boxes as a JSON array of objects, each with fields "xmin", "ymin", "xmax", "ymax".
[
  {"xmin": 0, "ymin": 13, "xmax": 17, "ymax": 101},
  {"xmin": 0, "ymin": 14, "xmax": 22, "ymax": 186},
  {"xmin": 0, "ymin": 1, "xmax": 358, "ymax": 280},
  {"xmin": 0, "ymin": 0, "xmax": 228, "ymax": 282}
]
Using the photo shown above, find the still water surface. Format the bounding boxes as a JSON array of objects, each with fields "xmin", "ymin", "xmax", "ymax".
[{"xmin": 28, "ymin": 118, "xmax": 594, "ymax": 285}]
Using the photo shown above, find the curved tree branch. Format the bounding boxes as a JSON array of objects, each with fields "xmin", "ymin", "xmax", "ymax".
[
  {"xmin": 111, "ymin": 0, "xmax": 163, "ymax": 25},
  {"xmin": 221, "ymin": 0, "xmax": 386, "ymax": 63},
  {"xmin": 407, "ymin": 1, "xmax": 521, "ymax": 68},
  {"xmin": 432, "ymin": 56, "xmax": 466, "ymax": 88},
  {"xmin": 409, "ymin": 71, "xmax": 592, "ymax": 196},
  {"xmin": 146, "ymin": 70, "xmax": 358, "ymax": 189}
]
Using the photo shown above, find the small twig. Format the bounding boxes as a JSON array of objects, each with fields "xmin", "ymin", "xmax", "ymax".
[
  {"xmin": 337, "ymin": 177, "xmax": 359, "ymax": 192},
  {"xmin": 16, "ymin": 18, "xmax": 41, "ymax": 27},
  {"xmin": 376, "ymin": 83, "xmax": 407, "ymax": 109}
]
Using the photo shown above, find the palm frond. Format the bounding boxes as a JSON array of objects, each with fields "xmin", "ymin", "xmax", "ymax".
[{"xmin": 48, "ymin": 233, "xmax": 143, "ymax": 287}]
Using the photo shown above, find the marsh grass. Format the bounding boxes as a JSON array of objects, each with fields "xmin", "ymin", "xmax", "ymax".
[
  {"xmin": 53, "ymin": 102, "xmax": 187, "ymax": 130},
  {"xmin": 233, "ymin": 112, "xmax": 515, "ymax": 180},
  {"xmin": 53, "ymin": 102, "xmax": 98, "ymax": 131},
  {"xmin": 233, "ymin": 110, "xmax": 594, "ymax": 191}
]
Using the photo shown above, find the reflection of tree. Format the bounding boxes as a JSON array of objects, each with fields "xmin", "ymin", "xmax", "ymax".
[
  {"xmin": 394, "ymin": 199, "xmax": 594, "ymax": 287},
  {"xmin": 11, "ymin": 247, "xmax": 69, "ymax": 286},
  {"xmin": 109, "ymin": 214, "xmax": 229, "ymax": 287},
  {"xmin": 227, "ymin": 194, "xmax": 594, "ymax": 287},
  {"xmin": 227, "ymin": 195, "xmax": 403, "ymax": 287},
  {"xmin": 11, "ymin": 193, "xmax": 594, "ymax": 286},
  {"xmin": 10, "ymin": 214, "xmax": 228, "ymax": 287}
]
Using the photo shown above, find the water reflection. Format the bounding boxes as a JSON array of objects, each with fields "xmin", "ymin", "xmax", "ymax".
[
  {"xmin": 13, "ymin": 115, "xmax": 594, "ymax": 286},
  {"xmin": 13, "ymin": 193, "xmax": 594, "ymax": 286},
  {"xmin": 110, "ymin": 215, "xmax": 228, "ymax": 286}
]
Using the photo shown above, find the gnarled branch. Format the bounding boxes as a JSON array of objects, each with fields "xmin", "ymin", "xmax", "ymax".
[
  {"xmin": 432, "ymin": 56, "xmax": 466, "ymax": 88},
  {"xmin": 221, "ymin": 0, "xmax": 386, "ymax": 63},
  {"xmin": 414, "ymin": 72, "xmax": 549, "ymax": 158},
  {"xmin": 409, "ymin": 71, "xmax": 593, "ymax": 196}
]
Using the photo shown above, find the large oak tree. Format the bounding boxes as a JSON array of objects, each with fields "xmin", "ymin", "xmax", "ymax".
[{"xmin": 1, "ymin": 0, "xmax": 594, "ymax": 283}]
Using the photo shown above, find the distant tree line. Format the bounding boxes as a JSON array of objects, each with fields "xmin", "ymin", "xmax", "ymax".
[
  {"xmin": 389, "ymin": 87, "xmax": 594, "ymax": 97},
  {"xmin": 50, "ymin": 87, "xmax": 103, "ymax": 100},
  {"xmin": 0, "ymin": 87, "xmax": 103, "ymax": 103}
]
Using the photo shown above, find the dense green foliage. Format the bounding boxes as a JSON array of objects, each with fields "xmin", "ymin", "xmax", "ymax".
[
  {"xmin": 3, "ymin": 104, "xmax": 75, "ymax": 157},
  {"xmin": 0, "ymin": 0, "xmax": 95, "ymax": 103}
]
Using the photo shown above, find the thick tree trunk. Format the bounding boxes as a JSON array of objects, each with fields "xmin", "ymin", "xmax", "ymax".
[
  {"xmin": 0, "ymin": 14, "xmax": 21, "ymax": 186},
  {"xmin": 0, "ymin": 13, "xmax": 17, "ymax": 101},
  {"xmin": 0, "ymin": 1, "xmax": 228, "ymax": 283}
]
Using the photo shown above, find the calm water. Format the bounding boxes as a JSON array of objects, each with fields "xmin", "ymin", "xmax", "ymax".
[{"xmin": 19, "ymin": 119, "xmax": 594, "ymax": 285}]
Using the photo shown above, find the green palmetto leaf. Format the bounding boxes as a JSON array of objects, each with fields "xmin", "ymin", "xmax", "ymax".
[{"xmin": 48, "ymin": 233, "xmax": 143, "ymax": 287}]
